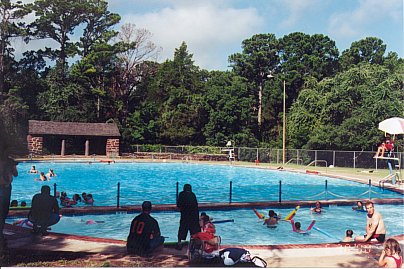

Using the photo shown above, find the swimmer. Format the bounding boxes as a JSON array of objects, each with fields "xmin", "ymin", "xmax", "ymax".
[
  {"xmin": 35, "ymin": 172, "xmax": 48, "ymax": 181},
  {"xmin": 10, "ymin": 200, "xmax": 18, "ymax": 207},
  {"xmin": 352, "ymin": 201, "xmax": 365, "ymax": 211},
  {"xmin": 311, "ymin": 201, "xmax": 322, "ymax": 214},
  {"xmin": 82, "ymin": 192, "xmax": 87, "ymax": 201},
  {"xmin": 46, "ymin": 169, "xmax": 56, "ymax": 178},
  {"xmin": 84, "ymin": 193, "xmax": 94, "ymax": 205},
  {"xmin": 70, "ymin": 194, "xmax": 81, "ymax": 205},
  {"xmin": 60, "ymin": 191, "xmax": 71, "ymax": 207},
  {"xmin": 291, "ymin": 219, "xmax": 316, "ymax": 234},
  {"xmin": 263, "ymin": 210, "xmax": 279, "ymax": 228},
  {"xmin": 294, "ymin": 221, "xmax": 303, "ymax": 232},
  {"xmin": 341, "ymin": 229, "xmax": 354, "ymax": 242},
  {"xmin": 29, "ymin": 165, "xmax": 39, "ymax": 174}
]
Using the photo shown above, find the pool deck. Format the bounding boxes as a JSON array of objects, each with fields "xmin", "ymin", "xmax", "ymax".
[
  {"xmin": 3, "ymin": 159, "xmax": 404, "ymax": 267},
  {"xmin": 2, "ymin": 224, "xmax": 404, "ymax": 267}
]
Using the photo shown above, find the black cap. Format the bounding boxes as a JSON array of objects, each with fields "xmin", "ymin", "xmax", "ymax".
[{"xmin": 142, "ymin": 201, "xmax": 152, "ymax": 211}]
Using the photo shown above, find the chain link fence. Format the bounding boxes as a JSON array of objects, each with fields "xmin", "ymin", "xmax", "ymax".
[{"xmin": 129, "ymin": 145, "xmax": 402, "ymax": 171}]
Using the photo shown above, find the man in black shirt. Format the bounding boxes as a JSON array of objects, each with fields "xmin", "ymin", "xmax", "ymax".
[
  {"xmin": 28, "ymin": 185, "xmax": 60, "ymax": 235},
  {"xmin": 127, "ymin": 201, "xmax": 164, "ymax": 256},
  {"xmin": 176, "ymin": 184, "xmax": 200, "ymax": 250}
]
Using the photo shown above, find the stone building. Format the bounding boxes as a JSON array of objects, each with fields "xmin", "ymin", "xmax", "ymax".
[{"xmin": 27, "ymin": 120, "xmax": 120, "ymax": 157}]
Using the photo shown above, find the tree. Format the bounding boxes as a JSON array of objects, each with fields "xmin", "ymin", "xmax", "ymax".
[
  {"xmin": 0, "ymin": 0, "xmax": 29, "ymax": 101},
  {"xmin": 36, "ymin": 67, "xmax": 93, "ymax": 122},
  {"xmin": 340, "ymin": 37, "xmax": 386, "ymax": 70},
  {"xmin": 70, "ymin": 0, "xmax": 120, "ymax": 120},
  {"xmin": 203, "ymin": 71, "xmax": 258, "ymax": 146},
  {"xmin": 78, "ymin": 0, "xmax": 120, "ymax": 57},
  {"xmin": 278, "ymin": 32, "xmax": 339, "ymax": 104},
  {"xmin": 147, "ymin": 42, "xmax": 206, "ymax": 145},
  {"xmin": 288, "ymin": 63, "xmax": 404, "ymax": 150},
  {"xmin": 229, "ymin": 34, "xmax": 279, "ymax": 131},
  {"xmin": 0, "ymin": 87, "xmax": 29, "ymax": 152},
  {"xmin": 113, "ymin": 23, "xmax": 161, "ymax": 126},
  {"xmin": 28, "ymin": 0, "xmax": 96, "ymax": 79}
]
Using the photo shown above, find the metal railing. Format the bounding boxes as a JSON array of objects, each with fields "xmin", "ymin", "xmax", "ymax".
[{"xmin": 110, "ymin": 179, "xmax": 393, "ymax": 208}]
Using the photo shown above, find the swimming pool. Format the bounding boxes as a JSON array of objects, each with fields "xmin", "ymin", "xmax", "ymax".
[
  {"xmin": 8, "ymin": 204, "xmax": 404, "ymax": 245},
  {"xmin": 11, "ymin": 162, "xmax": 401, "ymax": 206}
]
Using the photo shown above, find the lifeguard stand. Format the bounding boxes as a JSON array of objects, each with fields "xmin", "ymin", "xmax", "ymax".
[
  {"xmin": 377, "ymin": 155, "xmax": 401, "ymax": 185},
  {"xmin": 376, "ymin": 146, "xmax": 401, "ymax": 185},
  {"xmin": 222, "ymin": 141, "xmax": 235, "ymax": 162},
  {"xmin": 376, "ymin": 117, "xmax": 404, "ymax": 184}
]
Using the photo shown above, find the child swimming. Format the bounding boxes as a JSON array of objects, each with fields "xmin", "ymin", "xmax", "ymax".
[{"xmin": 341, "ymin": 229, "xmax": 354, "ymax": 242}]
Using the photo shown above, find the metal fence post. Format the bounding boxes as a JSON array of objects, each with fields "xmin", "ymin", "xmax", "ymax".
[
  {"xmin": 368, "ymin": 179, "xmax": 371, "ymax": 200},
  {"xmin": 333, "ymin": 151, "xmax": 336, "ymax": 167},
  {"xmin": 325, "ymin": 180, "xmax": 328, "ymax": 200},
  {"xmin": 353, "ymin": 151, "xmax": 356, "ymax": 169},
  {"xmin": 315, "ymin": 150, "xmax": 317, "ymax": 167},
  {"xmin": 375, "ymin": 157, "xmax": 378, "ymax": 171},
  {"xmin": 117, "ymin": 182, "xmax": 120, "ymax": 208},
  {"xmin": 229, "ymin": 181, "xmax": 233, "ymax": 204},
  {"xmin": 277, "ymin": 150, "xmax": 279, "ymax": 164},
  {"xmin": 279, "ymin": 180, "xmax": 282, "ymax": 203}
]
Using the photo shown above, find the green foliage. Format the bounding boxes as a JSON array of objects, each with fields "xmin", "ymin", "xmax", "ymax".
[
  {"xmin": 203, "ymin": 71, "xmax": 258, "ymax": 146},
  {"xmin": 37, "ymin": 67, "xmax": 96, "ymax": 121},
  {"xmin": 147, "ymin": 42, "xmax": 207, "ymax": 145},
  {"xmin": 0, "ymin": 87, "xmax": 29, "ymax": 153},
  {"xmin": 288, "ymin": 63, "xmax": 404, "ymax": 150},
  {"xmin": 0, "ymin": 0, "xmax": 30, "ymax": 98},
  {"xmin": 340, "ymin": 37, "xmax": 386, "ymax": 70}
]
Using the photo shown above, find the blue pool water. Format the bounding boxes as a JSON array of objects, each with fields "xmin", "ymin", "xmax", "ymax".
[
  {"xmin": 11, "ymin": 162, "xmax": 401, "ymax": 206},
  {"xmin": 7, "ymin": 204, "xmax": 404, "ymax": 245}
]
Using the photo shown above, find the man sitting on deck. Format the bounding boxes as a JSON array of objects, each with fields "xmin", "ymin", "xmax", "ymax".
[
  {"xmin": 28, "ymin": 185, "xmax": 60, "ymax": 235},
  {"xmin": 354, "ymin": 201, "xmax": 386, "ymax": 243},
  {"xmin": 127, "ymin": 201, "xmax": 164, "ymax": 256}
]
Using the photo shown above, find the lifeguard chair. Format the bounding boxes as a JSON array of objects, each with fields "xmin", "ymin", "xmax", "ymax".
[
  {"xmin": 222, "ymin": 141, "xmax": 235, "ymax": 162},
  {"xmin": 375, "ymin": 117, "xmax": 404, "ymax": 185}
]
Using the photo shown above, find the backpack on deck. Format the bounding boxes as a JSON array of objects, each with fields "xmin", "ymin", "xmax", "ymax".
[{"xmin": 219, "ymin": 248, "xmax": 267, "ymax": 267}]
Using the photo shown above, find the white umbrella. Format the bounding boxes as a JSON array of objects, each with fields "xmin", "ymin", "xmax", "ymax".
[{"xmin": 378, "ymin": 117, "xmax": 404, "ymax": 135}]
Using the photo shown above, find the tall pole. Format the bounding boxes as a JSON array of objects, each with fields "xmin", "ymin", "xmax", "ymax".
[{"xmin": 282, "ymin": 80, "xmax": 286, "ymax": 165}]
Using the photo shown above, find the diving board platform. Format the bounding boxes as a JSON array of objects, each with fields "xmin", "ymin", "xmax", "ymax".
[{"xmin": 373, "ymin": 156, "xmax": 399, "ymax": 161}]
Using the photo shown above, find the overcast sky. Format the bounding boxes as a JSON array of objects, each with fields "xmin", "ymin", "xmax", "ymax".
[{"xmin": 106, "ymin": 0, "xmax": 403, "ymax": 70}]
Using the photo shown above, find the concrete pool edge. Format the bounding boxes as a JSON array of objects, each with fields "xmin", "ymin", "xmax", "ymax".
[
  {"xmin": 7, "ymin": 198, "xmax": 404, "ymax": 217},
  {"xmin": 5, "ymin": 222, "xmax": 404, "ymax": 248}
]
